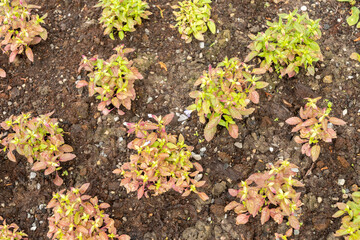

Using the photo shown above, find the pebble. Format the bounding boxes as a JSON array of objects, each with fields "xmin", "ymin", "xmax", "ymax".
[
  {"xmin": 294, "ymin": 229, "xmax": 300, "ymax": 235},
  {"xmin": 200, "ymin": 147, "xmax": 206, "ymax": 153},
  {"xmin": 317, "ymin": 197, "xmax": 323, "ymax": 203},
  {"xmin": 342, "ymin": 109, "xmax": 347, "ymax": 116},
  {"xmin": 29, "ymin": 172, "xmax": 37, "ymax": 180},
  {"xmin": 30, "ymin": 222, "xmax": 37, "ymax": 231},
  {"xmin": 323, "ymin": 75, "xmax": 332, "ymax": 83},
  {"xmin": 36, "ymin": 183, "xmax": 41, "ymax": 190},
  {"xmin": 300, "ymin": 5, "xmax": 307, "ymax": 11},
  {"xmin": 114, "ymin": 116, "xmax": 119, "ymax": 122},
  {"xmin": 234, "ymin": 142, "xmax": 243, "ymax": 149},
  {"xmin": 146, "ymin": 96, "xmax": 153, "ymax": 103},
  {"xmin": 191, "ymin": 152, "xmax": 202, "ymax": 161},
  {"xmin": 178, "ymin": 114, "xmax": 188, "ymax": 122},
  {"xmin": 199, "ymin": 42, "xmax": 205, "ymax": 49},
  {"xmin": 337, "ymin": 179, "xmax": 345, "ymax": 186},
  {"xmin": 269, "ymin": 147, "xmax": 274, "ymax": 152}
]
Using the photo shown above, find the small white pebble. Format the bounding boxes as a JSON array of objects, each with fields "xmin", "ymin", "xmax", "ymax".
[
  {"xmin": 317, "ymin": 197, "xmax": 322, "ymax": 203},
  {"xmin": 191, "ymin": 152, "xmax": 202, "ymax": 161},
  {"xmin": 199, "ymin": 42, "xmax": 205, "ymax": 49},
  {"xmin": 234, "ymin": 142, "xmax": 243, "ymax": 149},
  {"xmin": 29, "ymin": 172, "xmax": 37, "ymax": 180},
  {"xmin": 30, "ymin": 222, "xmax": 37, "ymax": 231},
  {"xmin": 200, "ymin": 147, "xmax": 206, "ymax": 153},
  {"xmin": 338, "ymin": 179, "xmax": 345, "ymax": 186},
  {"xmin": 343, "ymin": 109, "xmax": 348, "ymax": 116},
  {"xmin": 300, "ymin": 5, "xmax": 307, "ymax": 11},
  {"xmin": 269, "ymin": 147, "xmax": 274, "ymax": 152}
]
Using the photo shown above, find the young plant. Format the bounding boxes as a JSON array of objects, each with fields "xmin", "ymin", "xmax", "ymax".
[
  {"xmin": 172, "ymin": 0, "xmax": 216, "ymax": 43},
  {"xmin": 113, "ymin": 113, "xmax": 208, "ymax": 201},
  {"xmin": 77, "ymin": 45, "xmax": 143, "ymax": 116},
  {"xmin": 95, "ymin": 0, "xmax": 151, "ymax": 40},
  {"xmin": 187, "ymin": 57, "xmax": 268, "ymax": 141},
  {"xmin": 338, "ymin": 0, "xmax": 360, "ymax": 27},
  {"xmin": 0, "ymin": 0, "xmax": 47, "ymax": 62},
  {"xmin": 47, "ymin": 183, "xmax": 130, "ymax": 240},
  {"xmin": 285, "ymin": 97, "xmax": 346, "ymax": 161},
  {"xmin": 0, "ymin": 216, "xmax": 28, "ymax": 240},
  {"xmin": 225, "ymin": 160, "xmax": 304, "ymax": 236},
  {"xmin": 333, "ymin": 191, "xmax": 360, "ymax": 240},
  {"xmin": 0, "ymin": 112, "xmax": 76, "ymax": 186},
  {"xmin": 245, "ymin": 9, "xmax": 323, "ymax": 78}
]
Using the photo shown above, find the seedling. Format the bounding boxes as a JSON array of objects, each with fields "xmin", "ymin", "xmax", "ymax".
[
  {"xmin": 77, "ymin": 45, "xmax": 143, "ymax": 116},
  {"xmin": 333, "ymin": 191, "xmax": 360, "ymax": 239},
  {"xmin": 245, "ymin": 9, "xmax": 323, "ymax": 78},
  {"xmin": 338, "ymin": 0, "xmax": 360, "ymax": 27},
  {"xmin": 172, "ymin": 0, "xmax": 216, "ymax": 43},
  {"xmin": 225, "ymin": 160, "xmax": 304, "ymax": 237},
  {"xmin": 0, "ymin": 216, "xmax": 27, "ymax": 239},
  {"xmin": 113, "ymin": 113, "xmax": 208, "ymax": 201},
  {"xmin": 0, "ymin": 112, "xmax": 76, "ymax": 186},
  {"xmin": 187, "ymin": 57, "xmax": 268, "ymax": 141},
  {"xmin": 47, "ymin": 183, "xmax": 130, "ymax": 240},
  {"xmin": 96, "ymin": 0, "xmax": 151, "ymax": 40},
  {"xmin": 0, "ymin": 0, "xmax": 47, "ymax": 62},
  {"xmin": 286, "ymin": 97, "xmax": 346, "ymax": 161}
]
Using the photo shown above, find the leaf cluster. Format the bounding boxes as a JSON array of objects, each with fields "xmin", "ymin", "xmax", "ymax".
[
  {"xmin": 172, "ymin": 0, "xmax": 216, "ymax": 43},
  {"xmin": 286, "ymin": 97, "xmax": 346, "ymax": 161},
  {"xmin": 95, "ymin": 0, "xmax": 151, "ymax": 40},
  {"xmin": 77, "ymin": 45, "xmax": 143, "ymax": 116},
  {"xmin": 0, "ymin": 112, "xmax": 76, "ymax": 186},
  {"xmin": 47, "ymin": 183, "xmax": 130, "ymax": 240},
  {"xmin": 225, "ymin": 160, "xmax": 304, "ymax": 234},
  {"xmin": 113, "ymin": 113, "xmax": 208, "ymax": 201},
  {"xmin": 187, "ymin": 57, "xmax": 268, "ymax": 141},
  {"xmin": 245, "ymin": 9, "xmax": 323, "ymax": 78},
  {"xmin": 0, "ymin": 0, "xmax": 47, "ymax": 62},
  {"xmin": 338, "ymin": 0, "xmax": 360, "ymax": 27},
  {"xmin": 0, "ymin": 216, "xmax": 28, "ymax": 240},
  {"xmin": 332, "ymin": 191, "xmax": 360, "ymax": 240}
]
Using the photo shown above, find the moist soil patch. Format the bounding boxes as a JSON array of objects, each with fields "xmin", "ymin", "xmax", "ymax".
[{"xmin": 0, "ymin": 0, "xmax": 360, "ymax": 239}]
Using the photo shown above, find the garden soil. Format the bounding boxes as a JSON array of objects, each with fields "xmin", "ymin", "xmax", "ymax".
[{"xmin": 0, "ymin": 0, "xmax": 360, "ymax": 239}]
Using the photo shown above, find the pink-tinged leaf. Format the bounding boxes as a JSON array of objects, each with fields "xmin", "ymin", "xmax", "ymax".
[
  {"xmin": 137, "ymin": 186, "xmax": 145, "ymax": 199},
  {"xmin": 76, "ymin": 80, "xmax": 88, "ymax": 88},
  {"xmin": 285, "ymin": 228, "xmax": 293, "ymax": 237},
  {"xmin": 182, "ymin": 190, "xmax": 191, "ymax": 197},
  {"xmin": 112, "ymin": 97, "xmax": 120, "ymax": 108},
  {"xmin": 198, "ymin": 192, "xmax": 209, "ymax": 201},
  {"xmin": 289, "ymin": 215, "xmax": 300, "ymax": 230},
  {"xmin": 252, "ymin": 67, "xmax": 266, "ymax": 74},
  {"xmin": 294, "ymin": 136, "xmax": 307, "ymax": 144},
  {"xmin": 249, "ymin": 91, "xmax": 259, "ymax": 104},
  {"xmin": 228, "ymin": 124, "xmax": 239, "ymax": 139},
  {"xmin": 113, "ymin": 169, "xmax": 122, "ymax": 174},
  {"xmin": 77, "ymin": 225, "xmax": 88, "ymax": 234},
  {"xmin": 119, "ymin": 235, "xmax": 131, "ymax": 240},
  {"xmin": 30, "ymin": 37, "xmax": 42, "ymax": 45},
  {"xmin": 0, "ymin": 68, "xmax": 6, "ymax": 78},
  {"xmin": 44, "ymin": 166, "xmax": 56, "ymax": 175},
  {"xmin": 31, "ymin": 161, "xmax": 47, "ymax": 171},
  {"xmin": 291, "ymin": 123, "xmax": 303, "ymax": 133},
  {"xmin": 310, "ymin": 145, "xmax": 321, "ymax": 161},
  {"xmin": 236, "ymin": 214, "xmax": 250, "ymax": 225},
  {"xmin": 336, "ymin": 202, "xmax": 347, "ymax": 210},
  {"xmin": 25, "ymin": 48, "xmax": 34, "ymax": 62},
  {"xmin": 59, "ymin": 153, "xmax": 76, "ymax": 162},
  {"xmin": 206, "ymin": 114, "xmax": 222, "ymax": 130},
  {"xmin": 193, "ymin": 162, "xmax": 203, "ymax": 172},
  {"xmin": 59, "ymin": 144, "xmax": 73, "ymax": 152},
  {"xmin": 301, "ymin": 118, "xmax": 318, "ymax": 127},
  {"xmin": 9, "ymin": 50, "xmax": 18, "ymax": 63},
  {"xmin": 99, "ymin": 232, "xmax": 108, "ymax": 240},
  {"xmin": 301, "ymin": 143, "xmax": 311, "ymax": 155},
  {"xmin": 329, "ymin": 117, "xmax": 346, "ymax": 126},
  {"xmin": 102, "ymin": 108, "xmax": 111, "ymax": 115},
  {"xmin": 99, "ymin": 203, "xmax": 110, "ymax": 209},
  {"xmin": 46, "ymin": 199, "xmax": 58, "ymax": 209},
  {"xmin": 286, "ymin": 117, "xmax": 302, "ymax": 125},
  {"xmin": 79, "ymin": 183, "xmax": 90, "ymax": 194},
  {"xmin": 162, "ymin": 112, "xmax": 174, "ymax": 125},
  {"xmin": 53, "ymin": 174, "xmax": 63, "ymax": 186},
  {"xmin": 204, "ymin": 126, "xmax": 217, "ymax": 142},
  {"xmin": 228, "ymin": 189, "xmax": 238, "ymax": 197},
  {"xmin": 225, "ymin": 201, "xmax": 240, "ymax": 212},
  {"xmin": 261, "ymin": 206, "xmax": 270, "ymax": 225},
  {"xmin": 7, "ymin": 151, "xmax": 16, "ymax": 162}
]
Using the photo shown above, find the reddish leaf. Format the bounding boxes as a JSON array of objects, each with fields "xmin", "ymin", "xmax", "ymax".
[
  {"xmin": 228, "ymin": 189, "xmax": 238, "ymax": 197},
  {"xmin": 289, "ymin": 215, "xmax": 300, "ymax": 230},
  {"xmin": 249, "ymin": 91, "xmax": 259, "ymax": 104},
  {"xmin": 59, "ymin": 153, "xmax": 76, "ymax": 162},
  {"xmin": 285, "ymin": 117, "xmax": 302, "ymax": 125},
  {"xmin": 53, "ymin": 173, "xmax": 63, "ymax": 186},
  {"xmin": 31, "ymin": 161, "xmax": 47, "ymax": 171},
  {"xmin": 294, "ymin": 136, "xmax": 307, "ymax": 144},
  {"xmin": 204, "ymin": 126, "xmax": 217, "ymax": 142},
  {"xmin": 99, "ymin": 203, "xmax": 110, "ymax": 209},
  {"xmin": 301, "ymin": 118, "xmax": 317, "ymax": 127},
  {"xmin": 76, "ymin": 80, "xmax": 88, "ymax": 88},
  {"xmin": 119, "ymin": 235, "xmax": 131, "ymax": 240},
  {"xmin": 79, "ymin": 183, "xmax": 90, "ymax": 194},
  {"xmin": 310, "ymin": 145, "xmax": 321, "ymax": 161},
  {"xmin": 113, "ymin": 169, "xmax": 122, "ymax": 174},
  {"xmin": 9, "ymin": 50, "xmax": 18, "ymax": 63},
  {"xmin": 137, "ymin": 186, "xmax": 144, "ymax": 199},
  {"xmin": 236, "ymin": 214, "xmax": 250, "ymax": 225},
  {"xmin": 329, "ymin": 117, "xmax": 346, "ymax": 126},
  {"xmin": 228, "ymin": 124, "xmax": 238, "ymax": 139},
  {"xmin": 225, "ymin": 201, "xmax": 240, "ymax": 212},
  {"xmin": 206, "ymin": 114, "xmax": 221, "ymax": 130},
  {"xmin": 59, "ymin": 144, "xmax": 73, "ymax": 152},
  {"xmin": 7, "ymin": 151, "xmax": 16, "ymax": 162},
  {"xmin": 198, "ymin": 192, "xmax": 209, "ymax": 201},
  {"xmin": 260, "ymin": 206, "xmax": 270, "ymax": 225},
  {"xmin": 0, "ymin": 68, "xmax": 6, "ymax": 78},
  {"xmin": 162, "ymin": 113, "xmax": 174, "ymax": 125},
  {"xmin": 112, "ymin": 97, "xmax": 120, "ymax": 108},
  {"xmin": 25, "ymin": 48, "xmax": 34, "ymax": 62}
]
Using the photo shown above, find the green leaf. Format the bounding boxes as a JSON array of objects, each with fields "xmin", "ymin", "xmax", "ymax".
[
  {"xmin": 207, "ymin": 20, "xmax": 216, "ymax": 34},
  {"xmin": 346, "ymin": 7, "xmax": 360, "ymax": 26}
]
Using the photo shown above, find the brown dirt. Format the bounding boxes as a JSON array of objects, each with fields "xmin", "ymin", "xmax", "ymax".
[{"xmin": 0, "ymin": 0, "xmax": 359, "ymax": 239}]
